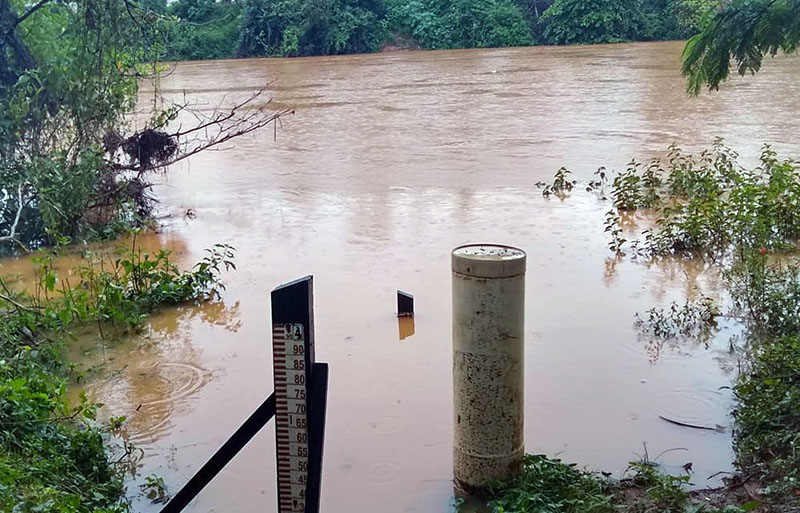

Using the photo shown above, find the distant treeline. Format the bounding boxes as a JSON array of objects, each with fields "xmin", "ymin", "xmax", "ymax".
[{"xmin": 143, "ymin": 0, "xmax": 715, "ymax": 60}]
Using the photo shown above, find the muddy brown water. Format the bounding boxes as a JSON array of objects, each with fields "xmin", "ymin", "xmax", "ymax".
[{"xmin": 3, "ymin": 41, "xmax": 800, "ymax": 512}]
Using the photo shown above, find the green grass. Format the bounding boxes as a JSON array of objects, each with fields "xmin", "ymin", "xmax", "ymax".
[
  {"xmin": 486, "ymin": 455, "xmax": 615, "ymax": 513},
  {"xmin": 484, "ymin": 455, "xmax": 756, "ymax": 513}
]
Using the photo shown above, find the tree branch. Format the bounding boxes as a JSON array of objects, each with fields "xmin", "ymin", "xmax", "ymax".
[
  {"xmin": 0, "ymin": 183, "xmax": 25, "ymax": 245},
  {"xmin": 12, "ymin": 0, "xmax": 53, "ymax": 30},
  {"xmin": 111, "ymin": 88, "xmax": 294, "ymax": 174}
]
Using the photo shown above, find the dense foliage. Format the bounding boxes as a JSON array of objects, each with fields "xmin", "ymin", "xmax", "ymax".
[
  {"xmin": 146, "ymin": 0, "xmax": 719, "ymax": 59},
  {"xmin": 601, "ymin": 141, "xmax": 800, "ymax": 258},
  {"xmin": 682, "ymin": 0, "xmax": 800, "ymax": 94},
  {"xmin": 0, "ymin": 1, "xmax": 161, "ymax": 249},
  {"xmin": 238, "ymin": 0, "xmax": 386, "ymax": 57},
  {"xmin": 540, "ymin": 0, "xmax": 648, "ymax": 45},
  {"xmin": 0, "ymin": 241, "xmax": 235, "ymax": 512},
  {"xmin": 539, "ymin": 0, "xmax": 717, "ymax": 45},
  {"xmin": 159, "ymin": 0, "xmax": 245, "ymax": 61},
  {"xmin": 384, "ymin": 0, "xmax": 532, "ymax": 50}
]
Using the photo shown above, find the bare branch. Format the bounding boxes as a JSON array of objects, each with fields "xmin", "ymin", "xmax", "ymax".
[
  {"xmin": 122, "ymin": 0, "xmax": 145, "ymax": 31},
  {"xmin": 113, "ymin": 87, "xmax": 294, "ymax": 174},
  {"xmin": 0, "ymin": 183, "xmax": 25, "ymax": 245}
]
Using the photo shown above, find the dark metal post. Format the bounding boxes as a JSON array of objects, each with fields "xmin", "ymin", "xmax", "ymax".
[
  {"xmin": 305, "ymin": 362, "xmax": 329, "ymax": 513},
  {"xmin": 397, "ymin": 290, "xmax": 414, "ymax": 317},
  {"xmin": 272, "ymin": 276, "xmax": 315, "ymax": 371}
]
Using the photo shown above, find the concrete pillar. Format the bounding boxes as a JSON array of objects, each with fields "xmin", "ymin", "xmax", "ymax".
[{"xmin": 452, "ymin": 244, "xmax": 526, "ymax": 492}]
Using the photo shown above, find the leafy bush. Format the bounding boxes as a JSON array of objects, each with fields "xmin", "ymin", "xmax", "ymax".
[
  {"xmin": 733, "ymin": 333, "xmax": 800, "ymax": 497},
  {"xmin": 238, "ymin": 0, "xmax": 386, "ymax": 57},
  {"xmin": 162, "ymin": 3, "xmax": 244, "ymax": 61},
  {"xmin": 540, "ymin": 0, "xmax": 647, "ymax": 44},
  {"xmin": 602, "ymin": 141, "xmax": 800, "ymax": 258},
  {"xmin": 10, "ymin": 240, "xmax": 237, "ymax": 333},
  {"xmin": 386, "ymin": 0, "xmax": 532, "ymax": 49},
  {"xmin": 719, "ymin": 255, "xmax": 800, "ymax": 502},
  {"xmin": 487, "ymin": 454, "xmax": 615, "ymax": 513}
]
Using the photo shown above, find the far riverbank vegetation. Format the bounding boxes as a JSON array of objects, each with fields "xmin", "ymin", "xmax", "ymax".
[{"xmin": 138, "ymin": 0, "xmax": 722, "ymax": 58}]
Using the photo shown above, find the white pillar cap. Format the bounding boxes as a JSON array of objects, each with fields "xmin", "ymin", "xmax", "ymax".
[{"xmin": 452, "ymin": 244, "xmax": 526, "ymax": 278}]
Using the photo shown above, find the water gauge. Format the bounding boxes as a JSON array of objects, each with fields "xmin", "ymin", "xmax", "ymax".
[{"xmin": 272, "ymin": 277, "xmax": 317, "ymax": 513}]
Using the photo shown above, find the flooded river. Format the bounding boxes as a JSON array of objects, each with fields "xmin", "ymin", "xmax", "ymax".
[{"xmin": 7, "ymin": 41, "xmax": 800, "ymax": 512}]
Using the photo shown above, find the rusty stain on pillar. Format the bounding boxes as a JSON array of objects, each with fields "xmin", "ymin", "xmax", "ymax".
[{"xmin": 452, "ymin": 244, "xmax": 526, "ymax": 493}]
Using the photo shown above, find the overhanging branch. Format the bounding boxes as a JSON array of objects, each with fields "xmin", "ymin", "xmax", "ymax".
[{"xmin": 12, "ymin": 0, "xmax": 53, "ymax": 30}]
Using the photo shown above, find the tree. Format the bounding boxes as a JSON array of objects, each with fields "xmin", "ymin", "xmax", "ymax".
[
  {"xmin": 447, "ymin": 0, "xmax": 533, "ymax": 47},
  {"xmin": 1, "ymin": 1, "xmax": 156, "ymax": 246},
  {"xmin": 385, "ymin": 0, "xmax": 532, "ymax": 49},
  {"xmin": 540, "ymin": 0, "xmax": 648, "ymax": 45},
  {"xmin": 641, "ymin": 0, "xmax": 716, "ymax": 40},
  {"xmin": 141, "ymin": 0, "xmax": 168, "ymax": 12},
  {"xmin": 0, "ymin": 0, "xmax": 286, "ymax": 249},
  {"xmin": 670, "ymin": 0, "xmax": 717, "ymax": 35},
  {"xmin": 238, "ymin": 0, "xmax": 386, "ymax": 57},
  {"xmin": 682, "ymin": 0, "xmax": 800, "ymax": 95},
  {"xmin": 161, "ymin": 0, "xmax": 245, "ymax": 60},
  {"xmin": 169, "ymin": 0, "xmax": 224, "ymax": 20}
]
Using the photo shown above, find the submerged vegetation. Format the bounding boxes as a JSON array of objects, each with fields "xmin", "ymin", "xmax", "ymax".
[
  {"xmin": 486, "ymin": 454, "xmax": 758, "ymax": 513},
  {"xmin": 522, "ymin": 142, "xmax": 800, "ymax": 511},
  {"xmin": 0, "ymin": 239, "xmax": 236, "ymax": 512},
  {"xmin": 602, "ymin": 142, "xmax": 800, "ymax": 259}
]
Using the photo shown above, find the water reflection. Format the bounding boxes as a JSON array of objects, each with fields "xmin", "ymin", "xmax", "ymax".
[
  {"xmin": 71, "ymin": 296, "xmax": 241, "ymax": 448},
  {"xmin": 150, "ymin": 299, "xmax": 243, "ymax": 335},
  {"xmin": 398, "ymin": 317, "xmax": 415, "ymax": 340}
]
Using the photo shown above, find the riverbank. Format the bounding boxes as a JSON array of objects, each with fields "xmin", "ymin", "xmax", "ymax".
[{"xmin": 0, "ymin": 239, "xmax": 235, "ymax": 511}]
